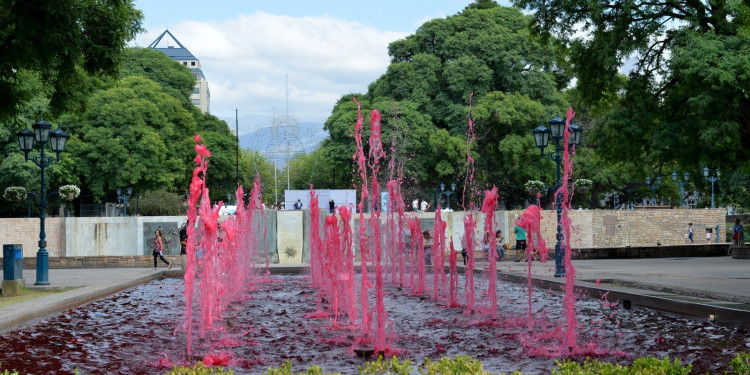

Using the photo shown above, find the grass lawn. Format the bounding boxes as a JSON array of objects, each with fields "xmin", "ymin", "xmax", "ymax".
[{"xmin": 0, "ymin": 286, "xmax": 77, "ymax": 308}]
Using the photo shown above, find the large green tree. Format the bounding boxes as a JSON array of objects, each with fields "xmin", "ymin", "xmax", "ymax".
[
  {"xmin": 67, "ymin": 75, "xmax": 196, "ymax": 198},
  {"xmin": 323, "ymin": 1, "xmax": 569, "ymax": 208},
  {"xmin": 513, "ymin": 0, "xmax": 750, "ymax": 206},
  {"xmin": 0, "ymin": 0, "xmax": 143, "ymax": 120}
]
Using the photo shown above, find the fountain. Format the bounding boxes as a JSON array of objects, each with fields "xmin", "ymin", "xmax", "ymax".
[{"xmin": 0, "ymin": 108, "xmax": 747, "ymax": 375}]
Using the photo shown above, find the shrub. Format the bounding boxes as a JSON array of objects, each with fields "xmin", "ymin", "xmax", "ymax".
[
  {"xmin": 552, "ymin": 357, "xmax": 690, "ymax": 375},
  {"xmin": 359, "ymin": 355, "xmax": 413, "ymax": 375},
  {"xmin": 136, "ymin": 189, "xmax": 185, "ymax": 216},
  {"xmin": 420, "ymin": 355, "xmax": 500, "ymax": 375},
  {"xmin": 163, "ymin": 353, "xmax": 750, "ymax": 375},
  {"xmin": 264, "ymin": 360, "xmax": 332, "ymax": 375},
  {"xmin": 164, "ymin": 362, "xmax": 233, "ymax": 374},
  {"xmin": 731, "ymin": 352, "xmax": 750, "ymax": 374}
]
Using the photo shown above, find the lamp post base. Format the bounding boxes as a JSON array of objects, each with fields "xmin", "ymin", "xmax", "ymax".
[
  {"xmin": 554, "ymin": 242, "xmax": 565, "ymax": 278},
  {"xmin": 35, "ymin": 250, "xmax": 50, "ymax": 285}
]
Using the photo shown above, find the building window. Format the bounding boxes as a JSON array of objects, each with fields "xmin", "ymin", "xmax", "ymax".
[
  {"xmin": 183, "ymin": 62, "xmax": 187, "ymax": 65},
  {"xmin": 191, "ymin": 61, "xmax": 196, "ymax": 66},
  {"xmin": 192, "ymin": 99, "xmax": 200, "ymax": 105},
  {"xmin": 192, "ymin": 87, "xmax": 199, "ymax": 94}
]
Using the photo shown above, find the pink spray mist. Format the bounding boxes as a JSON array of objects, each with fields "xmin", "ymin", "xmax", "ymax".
[
  {"xmin": 184, "ymin": 135, "xmax": 211, "ymax": 356},
  {"xmin": 352, "ymin": 97, "xmax": 372, "ymax": 345},
  {"xmin": 560, "ymin": 107, "xmax": 578, "ymax": 350},
  {"xmin": 480, "ymin": 186, "xmax": 499, "ymax": 320},
  {"xmin": 368, "ymin": 109, "xmax": 391, "ymax": 352}
]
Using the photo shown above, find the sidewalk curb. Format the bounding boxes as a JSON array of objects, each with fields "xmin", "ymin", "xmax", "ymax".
[{"xmin": 0, "ymin": 271, "xmax": 168, "ymax": 332}]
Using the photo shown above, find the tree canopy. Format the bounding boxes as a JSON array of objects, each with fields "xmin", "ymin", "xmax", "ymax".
[
  {"xmin": 0, "ymin": 0, "xmax": 143, "ymax": 120},
  {"xmin": 0, "ymin": 44, "xmax": 261, "ymax": 216},
  {"xmin": 513, "ymin": 0, "xmax": 750, "ymax": 207},
  {"xmin": 322, "ymin": 2, "xmax": 570, "ymax": 208}
]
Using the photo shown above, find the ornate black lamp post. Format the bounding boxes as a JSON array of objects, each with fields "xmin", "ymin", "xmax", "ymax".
[
  {"xmin": 117, "ymin": 187, "xmax": 133, "ymax": 216},
  {"xmin": 645, "ymin": 176, "xmax": 662, "ymax": 206},
  {"xmin": 17, "ymin": 118, "xmax": 70, "ymax": 285},
  {"xmin": 440, "ymin": 182, "xmax": 456, "ymax": 210},
  {"xmin": 531, "ymin": 117, "xmax": 582, "ymax": 277},
  {"xmin": 671, "ymin": 172, "xmax": 689, "ymax": 208},
  {"xmin": 703, "ymin": 167, "xmax": 719, "ymax": 208},
  {"xmin": 612, "ymin": 189, "xmax": 619, "ymax": 209},
  {"xmin": 625, "ymin": 180, "xmax": 638, "ymax": 209}
]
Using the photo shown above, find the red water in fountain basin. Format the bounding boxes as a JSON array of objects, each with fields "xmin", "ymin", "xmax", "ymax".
[{"xmin": 0, "ymin": 274, "xmax": 746, "ymax": 374}]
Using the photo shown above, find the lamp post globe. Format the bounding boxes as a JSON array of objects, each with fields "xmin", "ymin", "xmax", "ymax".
[
  {"xmin": 548, "ymin": 116, "xmax": 565, "ymax": 140},
  {"xmin": 17, "ymin": 128, "xmax": 35, "ymax": 158},
  {"xmin": 532, "ymin": 123, "xmax": 550, "ymax": 150},
  {"xmin": 568, "ymin": 121, "xmax": 583, "ymax": 146},
  {"xmin": 33, "ymin": 118, "xmax": 52, "ymax": 144}
]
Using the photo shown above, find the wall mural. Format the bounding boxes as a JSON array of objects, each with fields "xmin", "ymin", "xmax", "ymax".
[{"xmin": 143, "ymin": 221, "xmax": 180, "ymax": 255}]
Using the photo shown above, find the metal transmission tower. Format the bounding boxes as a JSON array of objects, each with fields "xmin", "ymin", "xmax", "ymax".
[{"xmin": 266, "ymin": 114, "xmax": 305, "ymax": 204}]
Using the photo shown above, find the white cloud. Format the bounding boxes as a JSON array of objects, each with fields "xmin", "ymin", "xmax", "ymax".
[{"xmin": 135, "ymin": 12, "xmax": 407, "ymax": 133}]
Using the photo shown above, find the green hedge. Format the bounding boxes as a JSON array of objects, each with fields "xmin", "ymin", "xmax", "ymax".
[
  {"xmin": 135, "ymin": 189, "xmax": 185, "ymax": 216},
  {"xmin": 163, "ymin": 352, "xmax": 750, "ymax": 374}
]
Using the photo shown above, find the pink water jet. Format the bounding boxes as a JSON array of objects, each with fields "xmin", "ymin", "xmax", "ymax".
[
  {"xmin": 462, "ymin": 213, "xmax": 477, "ymax": 315},
  {"xmin": 367, "ymin": 109, "xmax": 391, "ymax": 352},
  {"xmin": 183, "ymin": 135, "xmax": 266, "ymax": 360},
  {"xmin": 515, "ymin": 107, "xmax": 580, "ymax": 353},
  {"xmin": 433, "ymin": 205, "xmax": 447, "ymax": 300},
  {"xmin": 352, "ymin": 98, "xmax": 372, "ymax": 346},
  {"xmin": 559, "ymin": 107, "xmax": 578, "ymax": 350},
  {"xmin": 409, "ymin": 218, "xmax": 427, "ymax": 296},
  {"xmin": 448, "ymin": 240, "xmax": 459, "ymax": 307},
  {"xmin": 515, "ymin": 204, "xmax": 547, "ymax": 330},
  {"xmin": 480, "ymin": 186, "xmax": 499, "ymax": 320}
]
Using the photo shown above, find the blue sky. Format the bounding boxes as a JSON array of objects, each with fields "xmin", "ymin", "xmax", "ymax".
[{"xmin": 131, "ymin": 0, "xmax": 485, "ymax": 134}]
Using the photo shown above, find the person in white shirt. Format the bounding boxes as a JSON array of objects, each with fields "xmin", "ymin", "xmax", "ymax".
[
  {"xmin": 420, "ymin": 199, "xmax": 429, "ymax": 212},
  {"xmin": 412, "ymin": 199, "xmax": 419, "ymax": 212}
]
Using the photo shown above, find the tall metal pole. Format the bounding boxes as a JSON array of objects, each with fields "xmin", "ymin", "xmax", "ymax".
[
  {"xmin": 36, "ymin": 145, "xmax": 50, "ymax": 285},
  {"xmin": 235, "ymin": 109, "xmax": 239, "ymax": 186},
  {"xmin": 553, "ymin": 138, "xmax": 565, "ymax": 277}
]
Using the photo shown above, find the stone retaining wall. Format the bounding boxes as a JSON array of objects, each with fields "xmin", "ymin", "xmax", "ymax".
[
  {"xmin": 0, "ymin": 208, "xmax": 726, "ymax": 263},
  {"xmin": 2, "ymin": 244, "xmax": 732, "ymax": 269},
  {"xmin": 18, "ymin": 255, "xmax": 183, "ymax": 269}
]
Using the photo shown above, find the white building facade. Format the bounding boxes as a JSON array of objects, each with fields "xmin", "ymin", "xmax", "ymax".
[{"xmin": 148, "ymin": 30, "xmax": 210, "ymax": 113}]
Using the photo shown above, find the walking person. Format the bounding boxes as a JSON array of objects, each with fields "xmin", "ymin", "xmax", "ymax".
[
  {"xmin": 513, "ymin": 225, "xmax": 527, "ymax": 262},
  {"xmin": 687, "ymin": 223, "xmax": 694, "ymax": 243},
  {"xmin": 294, "ymin": 199, "xmax": 303, "ymax": 210},
  {"xmin": 153, "ymin": 229, "xmax": 172, "ymax": 270},
  {"xmin": 732, "ymin": 218, "xmax": 744, "ymax": 246},
  {"xmin": 329, "ymin": 198, "xmax": 335, "ymax": 214},
  {"xmin": 179, "ymin": 223, "xmax": 188, "ymax": 269},
  {"xmin": 420, "ymin": 199, "xmax": 429, "ymax": 212}
]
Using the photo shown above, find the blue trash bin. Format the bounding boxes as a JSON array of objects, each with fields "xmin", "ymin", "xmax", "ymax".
[{"xmin": 3, "ymin": 244, "xmax": 23, "ymax": 280}]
